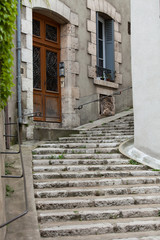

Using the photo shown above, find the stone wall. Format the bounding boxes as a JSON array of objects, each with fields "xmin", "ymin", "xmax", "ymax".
[{"xmin": 0, "ymin": 111, "xmax": 6, "ymax": 239}]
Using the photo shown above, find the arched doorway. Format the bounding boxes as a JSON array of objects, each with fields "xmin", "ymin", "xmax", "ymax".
[{"xmin": 33, "ymin": 13, "xmax": 61, "ymax": 122}]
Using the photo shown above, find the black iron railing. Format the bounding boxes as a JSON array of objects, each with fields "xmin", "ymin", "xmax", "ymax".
[
  {"xmin": 96, "ymin": 65, "xmax": 115, "ymax": 82},
  {"xmin": 74, "ymin": 86, "xmax": 132, "ymax": 110}
]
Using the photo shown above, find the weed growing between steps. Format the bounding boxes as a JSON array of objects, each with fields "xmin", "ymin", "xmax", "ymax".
[
  {"xmin": 5, "ymin": 161, "xmax": 15, "ymax": 175},
  {"xmin": 129, "ymin": 159, "xmax": 140, "ymax": 165},
  {"xmin": 6, "ymin": 184, "xmax": 14, "ymax": 197}
]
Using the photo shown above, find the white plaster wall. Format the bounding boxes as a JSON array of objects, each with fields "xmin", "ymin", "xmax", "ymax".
[{"xmin": 131, "ymin": 0, "xmax": 160, "ymax": 159}]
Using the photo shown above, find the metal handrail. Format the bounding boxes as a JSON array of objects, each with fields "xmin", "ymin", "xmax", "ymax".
[
  {"xmin": 0, "ymin": 117, "xmax": 28, "ymax": 228},
  {"xmin": 74, "ymin": 86, "xmax": 132, "ymax": 110}
]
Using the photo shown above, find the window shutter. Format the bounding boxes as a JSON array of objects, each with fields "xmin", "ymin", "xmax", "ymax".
[{"xmin": 105, "ymin": 19, "xmax": 115, "ymax": 81}]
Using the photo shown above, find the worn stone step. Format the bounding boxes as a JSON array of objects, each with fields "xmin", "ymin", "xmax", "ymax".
[
  {"xmin": 46, "ymin": 230, "xmax": 160, "ymax": 240},
  {"xmin": 69, "ymin": 132, "xmax": 134, "ymax": 137},
  {"xmin": 33, "ymin": 170, "xmax": 160, "ymax": 180},
  {"xmin": 32, "ymin": 147, "xmax": 120, "ymax": 155},
  {"xmin": 32, "ymin": 153, "xmax": 127, "ymax": 160},
  {"xmin": 38, "ymin": 142, "xmax": 120, "ymax": 148},
  {"xmin": 34, "ymin": 184, "xmax": 160, "ymax": 198},
  {"xmin": 36, "ymin": 194, "xmax": 160, "ymax": 210},
  {"xmin": 32, "ymin": 158, "xmax": 129, "ymax": 166},
  {"xmin": 59, "ymin": 136, "xmax": 127, "ymax": 144},
  {"xmin": 58, "ymin": 135, "xmax": 133, "ymax": 141},
  {"xmin": 33, "ymin": 176, "xmax": 160, "ymax": 189},
  {"xmin": 79, "ymin": 129, "xmax": 134, "ymax": 133},
  {"xmin": 38, "ymin": 204, "xmax": 160, "ymax": 223},
  {"xmin": 86, "ymin": 126, "xmax": 134, "ymax": 131},
  {"xmin": 33, "ymin": 164, "xmax": 148, "ymax": 173},
  {"xmin": 39, "ymin": 217, "xmax": 160, "ymax": 237}
]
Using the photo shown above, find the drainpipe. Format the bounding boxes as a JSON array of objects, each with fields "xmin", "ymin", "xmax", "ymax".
[{"xmin": 17, "ymin": 0, "xmax": 22, "ymax": 123}]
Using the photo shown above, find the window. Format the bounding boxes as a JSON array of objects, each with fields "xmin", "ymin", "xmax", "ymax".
[{"xmin": 96, "ymin": 13, "xmax": 115, "ymax": 82}]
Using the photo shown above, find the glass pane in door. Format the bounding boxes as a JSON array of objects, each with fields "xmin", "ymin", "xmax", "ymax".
[
  {"xmin": 33, "ymin": 46, "xmax": 41, "ymax": 89},
  {"xmin": 46, "ymin": 50, "xmax": 58, "ymax": 92}
]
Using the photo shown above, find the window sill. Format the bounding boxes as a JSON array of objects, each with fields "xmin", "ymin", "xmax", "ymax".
[{"xmin": 94, "ymin": 79, "xmax": 119, "ymax": 89}]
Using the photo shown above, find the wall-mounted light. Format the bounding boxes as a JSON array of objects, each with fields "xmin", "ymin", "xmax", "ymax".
[{"xmin": 59, "ymin": 62, "xmax": 65, "ymax": 77}]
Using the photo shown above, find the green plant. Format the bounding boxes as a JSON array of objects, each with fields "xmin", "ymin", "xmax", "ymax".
[
  {"xmin": 0, "ymin": 1, "xmax": 17, "ymax": 110},
  {"xmin": 129, "ymin": 159, "xmax": 140, "ymax": 165},
  {"xmin": 58, "ymin": 154, "xmax": 65, "ymax": 159},
  {"xmin": 158, "ymin": 211, "xmax": 160, "ymax": 216},
  {"xmin": 6, "ymin": 184, "xmax": 14, "ymax": 197},
  {"xmin": 5, "ymin": 169, "xmax": 11, "ymax": 175},
  {"xmin": 5, "ymin": 161, "xmax": 15, "ymax": 168},
  {"xmin": 152, "ymin": 169, "xmax": 160, "ymax": 171}
]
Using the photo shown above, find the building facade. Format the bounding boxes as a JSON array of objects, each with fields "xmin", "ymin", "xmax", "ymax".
[
  {"xmin": 129, "ymin": 0, "xmax": 160, "ymax": 166},
  {"xmin": 7, "ymin": 0, "xmax": 132, "ymax": 139}
]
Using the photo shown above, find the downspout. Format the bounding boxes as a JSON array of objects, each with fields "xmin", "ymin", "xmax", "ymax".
[{"xmin": 17, "ymin": 0, "xmax": 22, "ymax": 123}]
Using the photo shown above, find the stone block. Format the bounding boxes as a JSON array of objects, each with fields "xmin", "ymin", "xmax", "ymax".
[
  {"xmin": 22, "ymin": 0, "xmax": 32, "ymax": 7},
  {"xmin": 32, "ymin": 0, "xmax": 51, "ymax": 9},
  {"xmin": 115, "ymin": 12, "xmax": 122, "ymax": 23},
  {"xmin": 61, "ymin": 48, "xmax": 76, "ymax": 61},
  {"xmin": 26, "ymin": 63, "xmax": 33, "ymax": 79},
  {"xmin": 91, "ymin": 32, "xmax": 96, "ymax": 44},
  {"xmin": 22, "ymin": 77, "xmax": 32, "ymax": 91},
  {"xmin": 21, "ymin": 19, "xmax": 32, "ymax": 34},
  {"xmin": 115, "ymin": 62, "xmax": 120, "ymax": 74},
  {"xmin": 115, "ymin": 73, "xmax": 123, "ymax": 84},
  {"xmin": 26, "ymin": 7, "xmax": 32, "ymax": 21},
  {"xmin": 114, "ymin": 22, "xmax": 119, "ymax": 32},
  {"xmin": 91, "ymin": 10, "xmax": 96, "ymax": 22},
  {"xmin": 26, "ymin": 34, "xmax": 32, "ymax": 50},
  {"xmin": 72, "ymin": 62, "xmax": 79, "ymax": 75},
  {"xmin": 87, "ymin": 20, "xmax": 96, "ymax": 33},
  {"xmin": 94, "ymin": 0, "xmax": 100, "ymax": 11},
  {"xmin": 70, "ymin": 12, "xmax": 79, "ymax": 26},
  {"xmin": 115, "ymin": 31, "xmax": 122, "ymax": 43},
  {"xmin": 63, "ymin": 4, "xmax": 71, "ymax": 21},
  {"xmin": 115, "ymin": 51, "xmax": 122, "ymax": 64},
  {"xmin": 62, "ymin": 113, "xmax": 80, "ymax": 128},
  {"xmin": 61, "ymin": 24, "xmax": 76, "ymax": 37},
  {"xmin": 22, "ymin": 48, "xmax": 32, "ymax": 63},
  {"xmin": 114, "ymin": 41, "xmax": 120, "ymax": 52},
  {"xmin": 88, "ymin": 42, "xmax": 96, "ymax": 56},
  {"xmin": 99, "ymin": 0, "xmax": 104, "ymax": 12},
  {"xmin": 87, "ymin": 0, "xmax": 95, "ymax": 11},
  {"xmin": 91, "ymin": 55, "xmax": 97, "ymax": 67},
  {"xmin": 57, "ymin": 0, "xmax": 64, "ymax": 16},
  {"xmin": 107, "ymin": 2, "xmax": 116, "ymax": 19},
  {"xmin": 72, "ymin": 37, "xmax": 79, "ymax": 50},
  {"xmin": 104, "ymin": 1, "xmax": 108, "ymax": 14},
  {"xmin": 88, "ymin": 66, "xmax": 96, "ymax": 78}
]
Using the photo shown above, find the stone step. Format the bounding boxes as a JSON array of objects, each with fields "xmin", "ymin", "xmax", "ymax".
[
  {"xmin": 70, "ymin": 132, "xmax": 134, "ymax": 137},
  {"xmin": 33, "ymin": 170, "xmax": 160, "ymax": 180},
  {"xmin": 32, "ymin": 147, "xmax": 120, "ymax": 155},
  {"xmin": 34, "ymin": 184, "xmax": 160, "ymax": 198},
  {"xmin": 58, "ymin": 135, "xmax": 133, "ymax": 142},
  {"xmin": 44, "ymin": 230, "xmax": 160, "ymax": 240},
  {"xmin": 33, "ymin": 164, "xmax": 148, "ymax": 173},
  {"xmin": 85, "ymin": 126, "xmax": 134, "ymax": 131},
  {"xmin": 32, "ymin": 158, "xmax": 131, "ymax": 166},
  {"xmin": 79, "ymin": 128, "xmax": 134, "ymax": 133},
  {"xmin": 38, "ymin": 204, "xmax": 160, "ymax": 223},
  {"xmin": 36, "ymin": 193, "xmax": 160, "ymax": 210},
  {"xmin": 38, "ymin": 142, "xmax": 120, "ymax": 148},
  {"xmin": 32, "ymin": 153, "xmax": 127, "ymax": 160},
  {"xmin": 39, "ymin": 217, "xmax": 160, "ymax": 237},
  {"xmin": 57, "ymin": 139, "xmax": 128, "ymax": 143},
  {"xmin": 33, "ymin": 176, "xmax": 160, "ymax": 189}
]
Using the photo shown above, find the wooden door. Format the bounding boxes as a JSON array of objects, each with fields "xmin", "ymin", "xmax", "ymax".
[{"xmin": 33, "ymin": 13, "xmax": 61, "ymax": 122}]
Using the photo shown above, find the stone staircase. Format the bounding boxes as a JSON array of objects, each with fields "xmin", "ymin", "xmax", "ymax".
[{"xmin": 32, "ymin": 113, "xmax": 160, "ymax": 239}]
